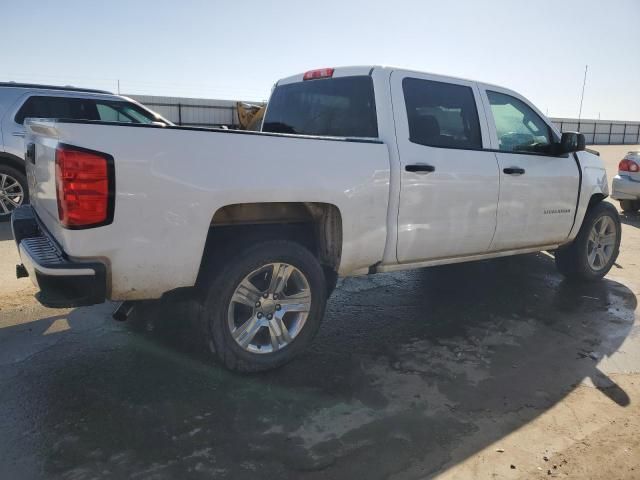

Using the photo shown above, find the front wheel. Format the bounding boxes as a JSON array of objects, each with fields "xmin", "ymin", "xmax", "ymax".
[
  {"xmin": 555, "ymin": 201, "xmax": 621, "ymax": 281},
  {"xmin": 200, "ymin": 240, "xmax": 327, "ymax": 372}
]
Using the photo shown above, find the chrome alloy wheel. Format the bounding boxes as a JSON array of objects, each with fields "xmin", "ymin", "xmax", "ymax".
[
  {"xmin": 0, "ymin": 173, "xmax": 24, "ymax": 216},
  {"xmin": 227, "ymin": 262, "xmax": 312, "ymax": 354},
  {"xmin": 587, "ymin": 215, "xmax": 617, "ymax": 271}
]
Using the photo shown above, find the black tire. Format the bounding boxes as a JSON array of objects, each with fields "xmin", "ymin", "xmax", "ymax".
[
  {"xmin": 619, "ymin": 199, "xmax": 640, "ymax": 213},
  {"xmin": 0, "ymin": 164, "xmax": 29, "ymax": 222},
  {"xmin": 555, "ymin": 201, "xmax": 621, "ymax": 281},
  {"xmin": 199, "ymin": 240, "xmax": 327, "ymax": 372}
]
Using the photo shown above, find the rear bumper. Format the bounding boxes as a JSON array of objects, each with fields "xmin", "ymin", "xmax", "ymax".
[
  {"xmin": 11, "ymin": 205, "xmax": 107, "ymax": 308},
  {"xmin": 611, "ymin": 174, "xmax": 640, "ymax": 200}
]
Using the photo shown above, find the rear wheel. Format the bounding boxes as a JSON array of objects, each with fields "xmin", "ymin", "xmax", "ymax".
[
  {"xmin": 619, "ymin": 199, "xmax": 640, "ymax": 213},
  {"xmin": 199, "ymin": 240, "xmax": 327, "ymax": 372},
  {"xmin": 555, "ymin": 201, "xmax": 621, "ymax": 281},
  {"xmin": 0, "ymin": 165, "xmax": 28, "ymax": 222}
]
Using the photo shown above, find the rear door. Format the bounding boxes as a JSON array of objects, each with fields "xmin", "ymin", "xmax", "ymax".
[
  {"xmin": 1, "ymin": 92, "xmax": 31, "ymax": 159},
  {"xmin": 479, "ymin": 86, "xmax": 580, "ymax": 250},
  {"xmin": 391, "ymin": 71, "xmax": 500, "ymax": 262}
]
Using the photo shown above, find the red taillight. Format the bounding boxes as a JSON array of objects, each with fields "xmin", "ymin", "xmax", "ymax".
[
  {"xmin": 619, "ymin": 159, "xmax": 639, "ymax": 173},
  {"xmin": 303, "ymin": 68, "xmax": 335, "ymax": 81},
  {"xmin": 55, "ymin": 146, "xmax": 113, "ymax": 228}
]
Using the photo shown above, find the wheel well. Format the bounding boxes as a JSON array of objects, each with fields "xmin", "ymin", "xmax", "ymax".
[
  {"xmin": 0, "ymin": 153, "xmax": 26, "ymax": 174},
  {"xmin": 588, "ymin": 193, "xmax": 606, "ymax": 210},
  {"xmin": 198, "ymin": 202, "xmax": 342, "ymax": 284}
]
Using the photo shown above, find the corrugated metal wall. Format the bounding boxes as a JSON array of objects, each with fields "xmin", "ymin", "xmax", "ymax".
[
  {"xmin": 129, "ymin": 94, "xmax": 639, "ymax": 145},
  {"xmin": 128, "ymin": 95, "xmax": 243, "ymax": 128},
  {"xmin": 551, "ymin": 118, "xmax": 640, "ymax": 145}
]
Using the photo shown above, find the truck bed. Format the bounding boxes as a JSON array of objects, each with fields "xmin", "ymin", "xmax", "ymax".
[{"xmin": 25, "ymin": 120, "xmax": 391, "ymax": 300}]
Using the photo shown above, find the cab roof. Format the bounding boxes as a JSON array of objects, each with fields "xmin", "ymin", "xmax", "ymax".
[
  {"xmin": 275, "ymin": 65, "xmax": 509, "ymax": 92},
  {"xmin": 0, "ymin": 82, "xmax": 111, "ymax": 95}
]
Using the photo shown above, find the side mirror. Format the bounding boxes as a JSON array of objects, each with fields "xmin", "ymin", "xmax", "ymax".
[{"xmin": 558, "ymin": 132, "xmax": 586, "ymax": 154}]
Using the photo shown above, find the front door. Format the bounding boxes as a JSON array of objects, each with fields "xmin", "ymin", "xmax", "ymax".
[
  {"xmin": 391, "ymin": 71, "xmax": 500, "ymax": 263},
  {"xmin": 479, "ymin": 86, "xmax": 580, "ymax": 251}
]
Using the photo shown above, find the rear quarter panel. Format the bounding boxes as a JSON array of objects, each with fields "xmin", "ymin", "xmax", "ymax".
[{"xmin": 28, "ymin": 122, "xmax": 390, "ymax": 300}]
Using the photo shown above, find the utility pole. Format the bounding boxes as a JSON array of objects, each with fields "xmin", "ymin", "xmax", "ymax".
[
  {"xmin": 117, "ymin": 79, "xmax": 120, "ymax": 94},
  {"xmin": 578, "ymin": 65, "xmax": 588, "ymax": 121}
]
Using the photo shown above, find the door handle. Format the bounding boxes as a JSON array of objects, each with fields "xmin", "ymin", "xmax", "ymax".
[
  {"xmin": 405, "ymin": 163, "xmax": 435, "ymax": 173},
  {"xmin": 503, "ymin": 167, "xmax": 525, "ymax": 175},
  {"xmin": 12, "ymin": 131, "xmax": 25, "ymax": 137},
  {"xmin": 26, "ymin": 143, "xmax": 36, "ymax": 164}
]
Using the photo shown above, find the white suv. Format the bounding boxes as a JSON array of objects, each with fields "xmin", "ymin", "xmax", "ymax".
[{"xmin": 0, "ymin": 83, "xmax": 170, "ymax": 220}]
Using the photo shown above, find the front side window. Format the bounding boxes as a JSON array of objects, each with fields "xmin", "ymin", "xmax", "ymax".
[
  {"xmin": 95, "ymin": 100, "xmax": 159, "ymax": 123},
  {"xmin": 402, "ymin": 78, "xmax": 482, "ymax": 149},
  {"xmin": 486, "ymin": 91, "xmax": 552, "ymax": 153},
  {"xmin": 263, "ymin": 76, "xmax": 378, "ymax": 138},
  {"xmin": 95, "ymin": 101, "xmax": 158, "ymax": 124}
]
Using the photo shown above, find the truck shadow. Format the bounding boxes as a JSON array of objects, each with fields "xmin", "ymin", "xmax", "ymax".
[
  {"xmin": 0, "ymin": 222, "xmax": 14, "ymax": 241},
  {"xmin": 0, "ymin": 252, "xmax": 635, "ymax": 479},
  {"xmin": 620, "ymin": 211, "xmax": 640, "ymax": 229}
]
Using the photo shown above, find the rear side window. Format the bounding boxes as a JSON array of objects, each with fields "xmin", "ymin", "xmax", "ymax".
[
  {"xmin": 15, "ymin": 96, "xmax": 158, "ymax": 124},
  {"xmin": 15, "ymin": 96, "xmax": 99, "ymax": 124},
  {"xmin": 403, "ymin": 78, "xmax": 482, "ymax": 149},
  {"xmin": 263, "ymin": 76, "xmax": 378, "ymax": 138}
]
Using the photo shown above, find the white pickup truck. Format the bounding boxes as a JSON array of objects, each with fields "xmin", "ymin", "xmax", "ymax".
[{"xmin": 13, "ymin": 66, "xmax": 621, "ymax": 371}]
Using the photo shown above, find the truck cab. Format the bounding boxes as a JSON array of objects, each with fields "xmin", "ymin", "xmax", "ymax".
[{"xmin": 263, "ymin": 66, "xmax": 606, "ymax": 269}]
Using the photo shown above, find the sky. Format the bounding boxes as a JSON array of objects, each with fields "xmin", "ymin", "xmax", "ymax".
[{"xmin": 3, "ymin": 0, "xmax": 639, "ymax": 120}]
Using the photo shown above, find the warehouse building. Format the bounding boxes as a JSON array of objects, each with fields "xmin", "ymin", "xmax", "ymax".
[{"xmin": 129, "ymin": 95, "xmax": 243, "ymax": 128}]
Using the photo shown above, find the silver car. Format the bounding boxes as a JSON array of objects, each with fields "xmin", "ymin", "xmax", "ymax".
[
  {"xmin": 0, "ymin": 83, "xmax": 170, "ymax": 220},
  {"xmin": 611, "ymin": 150, "xmax": 640, "ymax": 213}
]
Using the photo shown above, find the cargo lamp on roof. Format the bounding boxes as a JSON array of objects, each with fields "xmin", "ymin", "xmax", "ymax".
[{"xmin": 303, "ymin": 68, "xmax": 335, "ymax": 81}]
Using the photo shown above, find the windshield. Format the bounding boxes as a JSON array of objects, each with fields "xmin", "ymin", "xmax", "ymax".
[{"xmin": 262, "ymin": 75, "xmax": 378, "ymax": 138}]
